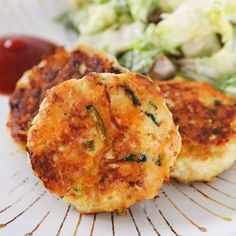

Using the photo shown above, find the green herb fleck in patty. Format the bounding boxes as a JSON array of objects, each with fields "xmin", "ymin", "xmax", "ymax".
[
  {"xmin": 125, "ymin": 88, "xmax": 140, "ymax": 106},
  {"xmin": 144, "ymin": 112, "xmax": 160, "ymax": 126},
  {"xmin": 86, "ymin": 105, "xmax": 106, "ymax": 138},
  {"xmin": 121, "ymin": 154, "xmax": 147, "ymax": 162}
]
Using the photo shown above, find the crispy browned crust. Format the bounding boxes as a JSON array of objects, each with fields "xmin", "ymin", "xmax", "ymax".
[
  {"xmin": 159, "ymin": 77, "xmax": 236, "ymax": 159},
  {"xmin": 27, "ymin": 73, "xmax": 181, "ymax": 213},
  {"xmin": 8, "ymin": 46, "xmax": 125, "ymax": 146}
]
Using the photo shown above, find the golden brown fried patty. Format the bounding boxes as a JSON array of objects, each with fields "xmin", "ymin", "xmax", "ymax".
[
  {"xmin": 27, "ymin": 73, "xmax": 181, "ymax": 213},
  {"xmin": 159, "ymin": 77, "xmax": 236, "ymax": 183},
  {"xmin": 8, "ymin": 45, "xmax": 125, "ymax": 146}
]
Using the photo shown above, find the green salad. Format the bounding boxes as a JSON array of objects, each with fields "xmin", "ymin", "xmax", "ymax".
[{"xmin": 57, "ymin": 0, "xmax": 236, "ymax": 97}]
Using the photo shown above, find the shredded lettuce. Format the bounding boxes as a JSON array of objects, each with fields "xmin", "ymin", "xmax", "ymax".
[
  {"xmin": 119, "ymin": 48, "xmax": 161, "ymax": 74},
  {"xmin": 128, "ymin": 0, "xmax": 159, "ymax": 22},
  {"xmin": 58, "ymin": 0, "xmax": 131, "ymax": 34},
  {"xmin": 225, "ymin": 0, "xmax": 236, "ymax": 23},
  {"xmin": 79, "ymin": 22, "xmax": 145, "ymax": 54},
  {"xmin": 58, "ymin": 0, "xmax": 236, "ymax": 97},
  {"xmin": 179, "ymin": 26, "xmax": 236, "ymax": 84},
  {"xmin": 219, "ymin": 74, "xmax": 236, "ymax": 97},
  {"xmin": 181, "ymin": 34, "xmax": 221, "ymax": 58},
  {"xmin": 139, "ymin": 0, "xmax": 234, "ymax": 53},
  {"xmin": 79, "ymin": 3, "xmax": 117, "ymax": 34},
  {"xmin": 56, "ymin": 11, "xmax": 79, "ymax": 32}
]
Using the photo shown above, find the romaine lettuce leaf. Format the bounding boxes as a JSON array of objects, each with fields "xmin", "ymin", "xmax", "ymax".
[
  {"xmin": 128, "ymin": 0, "xmax": 159, "ymax": 22},
  {"xmin": 58, "ymin": 0, "xmax": 131, "ymax": 34},
  {"xmin": 79, "ymin": 22, "xmax": 145, "ymax": 54},
  {"xmin": 119, "ymin": 48, "xmax": 161, "ymax": 74},
  {"xmin": 157, "ymin": 0, "xmax": 188, "ymax": 12},
  {"xmin": 181, "ymin": 34, "xmax": 221, "ymax": 58},
  {"xmin": 59, "ymin": 0, "xmax": 236, "ymax": 97},
  {"xmin": 178, "ymin": 25, "xmax": 236, "ymax": 84},
  {"xmin": 138, "ymin": 0, "xmax": 233, "ymax": 53}
]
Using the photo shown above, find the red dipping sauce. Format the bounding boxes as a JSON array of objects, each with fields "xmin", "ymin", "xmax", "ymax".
[{"xmin": 0, "ymin": 35, "xmax": 57, "ymax": 95}]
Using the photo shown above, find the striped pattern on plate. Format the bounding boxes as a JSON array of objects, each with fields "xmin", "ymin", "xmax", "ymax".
[{"xmin": 0, "ymin": 1, "xmax": 236, "ymax": 235}]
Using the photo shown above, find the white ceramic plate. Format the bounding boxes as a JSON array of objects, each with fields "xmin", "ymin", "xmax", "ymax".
[{"xmin": 0, "ymin": 1, "xmax": 236, "ymax": 236}]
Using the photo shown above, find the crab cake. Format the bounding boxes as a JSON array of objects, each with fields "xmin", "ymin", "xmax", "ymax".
[
  {"xmin": 8, "ymin": 45, "xmax": 125, "ymax": 147},
  {"xmin": 158, "ymin": 77, "xmax": 236, "ymax": 183},
  {"xmin": 27, "ymin": 73, "xmax": 181, "ymax": 214}
]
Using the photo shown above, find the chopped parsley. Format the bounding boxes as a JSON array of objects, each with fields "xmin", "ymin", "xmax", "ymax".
[
  {"xmin": 125, "ymin": 88, "xmax": 140, "ymax": 106},
  {"xmin": 214, "ymin": 100, "xmax": 223, "ymax": 106},
  {"xmin": 73, "ymin": 187, "xmax": 81, "ymax": 192},
  {"xmin": 144, "ymin": 112, "xmax": 160, "ymax": 126},
  {"xmin": 149, "ymin": 101, "xmax": 158, "ymax": 110},
  {"xmin": 122, "ymin": 154, "xmax": 147, "ymax": 162},
  {"xmin": 86, "ymin": 105, "xmax": 106, "ymax": 138},
  {"xmin": 87, "ymin": 140, "xmax": 95, "ymax": 151},
  {"xmin": 155, "ymin": 154, "xmax": 162, "ymax": 166}
]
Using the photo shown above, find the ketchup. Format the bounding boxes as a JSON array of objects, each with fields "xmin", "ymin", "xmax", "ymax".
[{"xmin": 0, "ymin": 35, "xmax": 57, "ymax": 95}]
